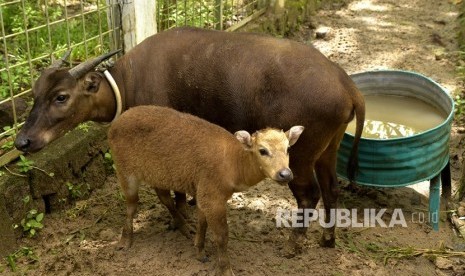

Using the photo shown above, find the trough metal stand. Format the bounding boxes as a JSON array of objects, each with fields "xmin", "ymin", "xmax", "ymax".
[
  {"xmin": 429, "ymin": 161, "xmax": 451, "ymax": 231},
  {"xmin": 429, "ymin": 174, "xmax": 440, "ymax": 231}
]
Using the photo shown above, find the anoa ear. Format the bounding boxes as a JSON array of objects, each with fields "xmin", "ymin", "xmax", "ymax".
[
  {"xmin": 235, "ymin": 130, "xmax": 252, "ymax": 148},
  {"xmin": 286, "ymin": 125, "xmax": 305, "ymax": 146},
  {"xmin": 82, "ymin": 72, "xmax": 103, "ymax": 94}
]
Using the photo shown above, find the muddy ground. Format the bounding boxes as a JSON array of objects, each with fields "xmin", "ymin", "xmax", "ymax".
[{"xmin": 3, "ymin": 0, "xmax": 465, "ymax": 275}]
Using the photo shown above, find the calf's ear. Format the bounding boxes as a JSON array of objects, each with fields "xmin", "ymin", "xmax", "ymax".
[
  {"xmin": 82, "ymin": 72, "xmax": 103, "ymax": 94},
  {"xmin": 286, "ymin": 126, "xmax": 305, "ymax": 146},
  {"xmin": 235, "ymin": 130, "xmax": 252, "ymax": 148}
]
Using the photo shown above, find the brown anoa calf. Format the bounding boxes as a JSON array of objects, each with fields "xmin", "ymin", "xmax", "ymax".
[{"xmin": 108, "ymin": 106, "xmax": 304, "ymax": 276}]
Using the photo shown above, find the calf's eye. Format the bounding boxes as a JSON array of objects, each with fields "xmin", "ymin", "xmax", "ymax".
[{"xmin": 259, "ymin": 148, "xmax": 269, "ymax": 156}]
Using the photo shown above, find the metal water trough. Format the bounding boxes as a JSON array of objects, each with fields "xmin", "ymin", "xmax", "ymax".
[{"xmin": 337, "ymin": 70, "xmax": 455, "ymax": 231}]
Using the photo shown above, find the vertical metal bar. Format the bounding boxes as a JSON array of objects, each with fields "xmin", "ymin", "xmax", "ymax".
[
  {"xmin": 162, "ymin": 0, "xmax": 167, "ymax": 30},
  {"xmin": 44, "ymin": 0, "xmax": 54, "ymax": 60},
  {"xmin": 231, "ymin": 0, "xmax": 235, "ymax": 26},
  {"xmin": 157, "ymin": 0, "xmax": 161, "ymax": 32},
  {"xmin": 97, "ymin": 0, "xmax": 103, "ymax": 52},
  {"xmin": 182, "ymin": 0, "xmax": 186, "ymax": 27},
  {"xmin": 163, "ymin": 0, "xmax": 167, "ymax": 31},
  {"xmin": 215, "ymin": 0, "xmax": 223, "ymax": 30},
  {"xmin": 20, "ymin": 0, "xmax": 33, "ymax": 91},
  {"xmin": 198, "ymin": 0, "xmax": 201, "ymax": 28},
  {"xmin": 187, "ymin": 0, "xmax": 191, "ymax": 27},
  {"xmin": 64, "ymin": 0, "xmax": 71, "ymax": 50},
  {"xmin": 155, "ymin": 0, "xmax": 158, "ymax": 31},
  {"xmin": 231, "ymin": 0, "xmax": 234, "ymax": 22},
  {"xmin": 191, "ymin": 0, "xmax": 195, "ymax": 27},
  {"xmin": 241, "ymin": 0, "xmax": 245, "ymax": 17},
  {"xmin": 0, "ymin": 2, "xmax": 16, "ymax": 135},
  {"xmin": 79, "ymin": 0, "xmax": 88, "ymax": 58},
  {"xmin": 429, "ymin": 174, "xmax": 441, "ymax": 231},
  {"xmin": 171, "ymin": 0, "xmax": 175, "ymax": 28}
]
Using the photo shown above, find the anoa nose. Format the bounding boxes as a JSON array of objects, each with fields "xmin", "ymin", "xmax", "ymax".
[
  {"xmin": 276, "ymin": 168, "xmax": 293, "ymax": 182},
  {"xmin": 14, "ymin": 136, "xmax": 31, "ymax": 152}
]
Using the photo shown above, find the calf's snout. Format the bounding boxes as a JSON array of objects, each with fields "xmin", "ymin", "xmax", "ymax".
[{"xmin": 275, "ymin": 168, "xmax": 293, "ymax": 183}]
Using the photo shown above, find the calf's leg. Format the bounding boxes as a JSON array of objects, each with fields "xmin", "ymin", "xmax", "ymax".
[
  {"xmin": 155, "ymin": 188, "xmax": 194, "ymax": 239},
  {"xmin": 119, "ymin": 175, "xmax": 140, "ymax": 249},
  {"xmin": 195, "ymin": 207, "xmax": 208, "ymax": 262},
  {"xmin": 201, "ymin": 200, "xmax": 234, "ymax": 276}
]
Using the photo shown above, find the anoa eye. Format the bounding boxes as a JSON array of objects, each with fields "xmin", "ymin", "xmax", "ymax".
[
  {"xmin": 259, "ymin": 148, "xmax": 269, "ymax": 156},
  {"xmin": 55, "ymin": 94, "xmax": 69, "ymax": 103}
]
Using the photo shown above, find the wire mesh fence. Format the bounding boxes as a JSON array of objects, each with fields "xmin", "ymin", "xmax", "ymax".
[
  {"xmin": 0, "ymin": 0, "xmax": 268, "ymax": 166},
  {"xmin": 157, "ymin": 0, "xmax": 267, "ymax": 32},
  {"xmin": 0, "ymin": 0, "xmax": 121, "ymax": 166}
]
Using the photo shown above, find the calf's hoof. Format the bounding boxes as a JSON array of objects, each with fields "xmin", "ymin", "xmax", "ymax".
[
  {"xmin": 196, "ymin": 252, "xmax": 209, "ymax": 263},
  {"xmin": 179, "ymin": 223, "xmax": 196, "ymax": 239},
  {"xmin": 117, "ymin": 236, "xmax": 133, "ymax": 250},
  {"xmin": 177, "ymin": 205, "xmax": 190, "ymax": 220},
  {"xmin": 168, "ymin": 221, "xmax": 195, "ymax": 238}
]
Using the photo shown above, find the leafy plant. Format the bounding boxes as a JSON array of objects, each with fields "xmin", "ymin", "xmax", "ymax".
[
  {"xmin": 5, "ymin": 247, "xmax": 38, "ymax": 272},
  {"xmin": 8, "ymin": 154, "xmax": 55, "ymax": 177},
  {"xmin": 14, "ymin": 209, "xmax": 44, "ymax": 238},
  {"xmin": 1, "ymin": 126, "xmax": 16, "ymax": 150},
  {"xmin": 16, "ymin": 155, "xmax": 34, "ymax": 173},
  {"xmin": 22, "ymin": 195, "xmax": 31, "ymax": 205},
  {"xmin": 13, "ymin": 196, "xmax": 44, "ymax": 238},
  {"xmin": 104, "ymin": 150, "xmax": 116, "ymax": 171},
  {"xmin": 65, "ymin": 200, "xmax": 88, "ymax": 219},
  {"xmin": 2, "ymin": 126, "xmax": 15, "ymax": 137},
  {"xmin": 455, "ymin": 94, "xmax": 465, "ymax": 116},
  {"xmin": 66, "ymin": 182, "xmax": 90, "ymax": 199},
  {"xmin": 77, "ymin": 122, "xmax": 91, "ymax": 132},
  {"xmin": 1, "ymin": 141, "xmax": 14, "ymax": 150}
]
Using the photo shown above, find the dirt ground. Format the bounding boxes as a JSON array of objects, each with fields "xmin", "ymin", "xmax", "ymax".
[{"xmin": 5, "ymin": 0, "xmax": 465, "ymax": 275}]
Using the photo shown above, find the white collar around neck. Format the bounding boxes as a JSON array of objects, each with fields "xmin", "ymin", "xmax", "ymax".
[{"xmin": 103, "ymin": 70, "xmax": 122, "ymax": 122}]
